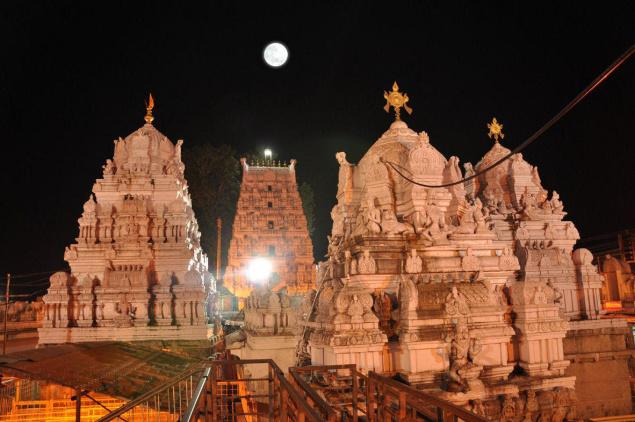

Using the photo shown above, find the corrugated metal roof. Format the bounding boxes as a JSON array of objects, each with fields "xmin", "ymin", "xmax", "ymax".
[{"xmin": 0, "ymin": 342, "xmax": 208, "ymax": 400}]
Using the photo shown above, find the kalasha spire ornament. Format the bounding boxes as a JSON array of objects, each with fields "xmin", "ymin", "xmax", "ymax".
[
  {"xmin": 487, "ymin": 117, "xmax": 505, "ymax": 143},
  {"xmin": 384, "ymin": 82, "xmax": 413, "ymax": 121},
  {"xmin": 144, "ymin": 93, "xmax": 155, "ymax": 125}
]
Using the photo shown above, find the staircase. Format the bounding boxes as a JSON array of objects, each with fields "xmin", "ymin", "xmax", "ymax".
[{"xmin": 97, "ymin": 359, "xmax": 487, "ymax": 422}]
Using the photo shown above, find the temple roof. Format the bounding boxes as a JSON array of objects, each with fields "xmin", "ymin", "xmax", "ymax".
[
  {"xmin": 475, "ymin": 141, "xmax": 512, "ymax": 172},
  {"xmin": 0, "ymin": 342, "xmax": 207, "ymax": 399}
]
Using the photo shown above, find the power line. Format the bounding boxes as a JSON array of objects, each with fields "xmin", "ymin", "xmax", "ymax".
[
  {"xmin": 382, "ymin": 44, "xmax": 635, "ymax": 188},
  {"xmin": 2, "ymin": 269, "xmax": 65, "ymax": 280}
]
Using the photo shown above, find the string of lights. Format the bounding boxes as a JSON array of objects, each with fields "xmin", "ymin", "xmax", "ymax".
[{"xmin": 382, "ymin": 44, "xmax": 634, "ymax": 189}]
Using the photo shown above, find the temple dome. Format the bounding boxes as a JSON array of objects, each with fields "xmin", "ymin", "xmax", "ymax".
[
  {"xmin": 407, "ymin": 131, "xmax": 447, "ymax": 185},
  {"xmin": 112, "ymin": 123, "xmax": 182, "ymax": 176},
  {"xmin": 357, "ymin": 120, "xmax": 418, "ymax": 179},
  {"xmin": 475, "ymin": 141, "xmax": 511, "ymax": 172}
]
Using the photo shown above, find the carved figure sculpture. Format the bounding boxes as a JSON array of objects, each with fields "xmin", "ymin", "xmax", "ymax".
[
  {"xmin": 358, "ymin": 250, "xmax": 377, "ymax": 274},
  {"xmin": 405, "ymin": 249, "xmax": 423, "ymax": 274},
  {"xmin": 365, "ymin": 199, "xmax": 382, "ymax": 235},
  {"xmin": 447, "ymin": 319, "xmax": 482, "ymax": 392}
]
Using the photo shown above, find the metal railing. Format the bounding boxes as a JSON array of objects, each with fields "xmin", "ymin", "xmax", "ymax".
[
  {"xmin": 181, "ymin": 359, "xmax": 322, "ymax": 422},
  {"xmin": 289, "ymin": 364, "xmax": 488, "ymax": 422},
  {"xmin": 96, "ymin": 359, "xmax": 490, "ymax": 422},
  {"xmin": 367, "ymin": 371, "xmax": 488, "ymax": 422},
  {"xmin": 97, "ymin": 366, "xmax": 204, "ymax": 422}
]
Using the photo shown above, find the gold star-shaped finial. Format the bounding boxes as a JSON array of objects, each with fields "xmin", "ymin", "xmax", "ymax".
[
  {"xmin": 384, "ymin": 82, "xmax": 413, "ymax": 121},
  {"xmin": 487, "ymin": 117, "xmax": 504, "ymax": 143},
  {"xmin": 144, "ymin": 93, "xmax": 155, "ymax": 125}
]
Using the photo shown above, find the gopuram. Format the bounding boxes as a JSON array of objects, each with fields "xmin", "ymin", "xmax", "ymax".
[
  {"xmin": 223, "ymin": 155, "xmax": 315, "ymax": 301},
  {"xmin": 303, "ymin": 83, "xmax": 633, "ymax": 419},
  {"xmin": 38, "ymin": 96, "xmax": 213, "ymax": 344}
]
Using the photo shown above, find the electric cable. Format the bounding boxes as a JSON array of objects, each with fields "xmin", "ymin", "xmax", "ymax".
[{"xmin": 382, "ymin": 44, "xmax": 634, "ymax": 188}]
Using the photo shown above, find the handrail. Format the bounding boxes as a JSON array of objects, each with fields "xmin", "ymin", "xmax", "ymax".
[
  {"xmin": 269, "ymin": 362, "xmax": 323, "ymax": 422},
  {"xmin": 368, "ymin": 371, "xmax": 488, "ymax": 422},
  {"xmin": 180, "ymin": 367, "xmax": 211, "ymax": 422},
  {"xmin": 96, "ymin": 365, "xmax": 203, "ymax": 422},
  {"xmin": 289, "ymin": 367, "xmax": 338, "ymax": 421},
  {"xmin": 178, "ymin": 359, "xmax": 324, "ymax": 422}
]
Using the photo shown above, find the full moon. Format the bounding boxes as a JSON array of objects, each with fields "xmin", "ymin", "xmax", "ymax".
[{"xmin": 263, "ymin": 42, "xmax": 288, "ymax": 67}]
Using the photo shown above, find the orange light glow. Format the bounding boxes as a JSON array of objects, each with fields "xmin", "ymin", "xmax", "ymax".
[{"xmin": 604, "ymin": 301, "xmax": 623, "ymax": 311}]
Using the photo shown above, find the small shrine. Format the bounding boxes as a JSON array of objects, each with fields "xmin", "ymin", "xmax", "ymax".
[
  {"xmin": 38, "ymin": 96, "xmax": 213, "ymax": 344},
  {"xmin": 302, "ymin": 83, "xmax": 632, "ymax": 419}
]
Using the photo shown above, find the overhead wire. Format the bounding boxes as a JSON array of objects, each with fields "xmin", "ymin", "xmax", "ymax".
[{"xmin": 382, "ymin": 44, "xmax": 635, "ymax": 188}]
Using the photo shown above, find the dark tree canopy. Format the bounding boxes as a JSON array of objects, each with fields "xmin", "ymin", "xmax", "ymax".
[
  {"xmin": 183, "ymin": 144, "xmax": 241, "ymax": 277},
  {"xmin": 299, "ymin": 182, "xmax": 316, "ymax": 237}
]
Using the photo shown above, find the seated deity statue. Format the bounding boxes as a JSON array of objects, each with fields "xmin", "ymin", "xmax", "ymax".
[
  {"xmin": 365, "ymin": 199, "xmax": 382, "ymax": 234},
  {"xmin": 357, "ymin": 250, "xmax": 377, "ymax": 274},
  {"xmin": 473, "ymin": 199, "xmax": 488, "ymax": 233}
]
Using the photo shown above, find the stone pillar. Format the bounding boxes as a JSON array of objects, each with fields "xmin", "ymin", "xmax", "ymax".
[
  {"xmin": 572, "ymin": 249, "xmax": 603, "ymax": 319},
  {"xmin": 510, "ymin": 281, "xmax": 569, "ymax": 377}
]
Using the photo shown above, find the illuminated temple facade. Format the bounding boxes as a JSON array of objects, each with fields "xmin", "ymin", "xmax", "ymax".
[
  {"xmin": 223, "ymin": 157, "xmax": 315, "ymax": 299},
  {"xmin": 38, "ymin": 99, "xmax": 213, "ymax": 344},
  {"xmin": 302, "ymin": 84, "xmax": 633, "ymax": 420}
]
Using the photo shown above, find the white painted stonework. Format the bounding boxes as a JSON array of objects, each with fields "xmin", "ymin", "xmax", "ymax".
[
  {"xmin": 39, "ymin": 120, "xmax": 213, "ymax": 345},
  {"xmin": 305, "ymin": 119, "xmax": 605, "ymax": 420}
]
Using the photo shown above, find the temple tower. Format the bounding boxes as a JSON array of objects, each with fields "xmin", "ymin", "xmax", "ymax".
[
  {"xmin": 303, "ymin": 83, "xmax": 629, "ymax": 420},
  {"xmin": 223, "ymin": 154, "xmax": 315, "ymax": 300},
  {"xmin": 39, "ymin": 96, "xmax": 213, "ymax": 344}
]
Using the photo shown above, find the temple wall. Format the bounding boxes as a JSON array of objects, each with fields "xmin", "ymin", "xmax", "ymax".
[{"xmin": 564, "ymin": 319, "xmax": 633, "ymax": 419}]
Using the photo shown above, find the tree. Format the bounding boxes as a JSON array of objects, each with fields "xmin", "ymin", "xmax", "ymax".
[
  {"xmin": 183, "ymin": 144, "xmax": 241, "ymax": 279},
  {"xmin": 299, "ymin": 182, "xmax": 316, "ymax": 236}
]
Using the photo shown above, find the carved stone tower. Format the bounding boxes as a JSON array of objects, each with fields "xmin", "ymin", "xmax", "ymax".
[
  {"xmin": 223, "ymin": 156, "xmax": 315, "ymax": 300},
  {"xmin": 39, "ymin": 97, "xmax": 213, "ymax": 344}
]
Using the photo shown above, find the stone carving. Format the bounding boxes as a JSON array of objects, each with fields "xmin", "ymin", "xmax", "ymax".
[
  {"xmin": 564, "ymin": 221, "xmax": 580, "ymax": 240},
  {"xmin": 463, "ymin": 162, "xmax": 477, "ymax": 202},
  {"xmin": 461, "ymin": 248, "xmax": 480, "ymax": 271},
  {"xmin": 405, "ymin": 249, "xmax": 423, "ymax": 273},
  {"xmin": 364, "ymin": 198, "xmax": 382, "ymax": 235},
  {"xmin": 331, "ymin": 205, "xmax": 345, "ymax": 238},
  {"xmin": 457, "ymin": 198, "xmax": 489, "ymax": 234},
  {"xmin": 102, "ymin": 159, "xmax": 116, "ymax": 175},
  {"xmin": 358, "ymin": 250, "xmax": 377, "ymax": 274},
  {"xmin": 381, "ymin": 208, "xmax": 412, "ymax": 235},
  {"xmin": 244, "ymin": 287, "xmax": 297, "ymax": 336},
  {"xmin": 445, "ymin": 286, "xmax": 470, "ymax": 316},
  {"xmin": 336, "ymin": 151, "xmax": 354, "ymax": 201},
  {"xmin": 398, "ymin": 275, "xmax": 418, "ymax": 318},
  {"xmin": 39, "ymin": 113, "xmax": 212, "ymax": 345},
  {"xmin": 305, "ymin": 105, "xmax": 611, "ymax": 416},
  {"xmin": 447, "ymin": 319, "xmax": 482, "ymax": 392}
]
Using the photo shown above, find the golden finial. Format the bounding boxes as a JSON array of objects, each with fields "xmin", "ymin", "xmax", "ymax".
[
  {"xmin": 144, "ymin": 93, "xmax": 155, "ymax": 124},
  {"xmin": 487, "ymin": 117, "xmax": 505, "ymax": 143},
  {"xmin": 383, "ymin": 82, "xmax": 413, "ymax": 121}
]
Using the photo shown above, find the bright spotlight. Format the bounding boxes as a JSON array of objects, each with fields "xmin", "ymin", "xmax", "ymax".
[
  {"xmin": 264, "ymin": 149, "xmax": 272, "ymax": 160},
  {"xmin": 246, "ymin": 257, "xmax": 272, "ymax": 284}
]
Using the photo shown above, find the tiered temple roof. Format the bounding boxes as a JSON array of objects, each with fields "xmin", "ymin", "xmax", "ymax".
[{"xmin": 39, "ymin": 97, "xmax": 213, "ymax": 344}]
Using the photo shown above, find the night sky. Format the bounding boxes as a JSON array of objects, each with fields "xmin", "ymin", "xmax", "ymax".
[{"xmin": 1, "ymin": 2, "xmax": 633, "ymax": 286}]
